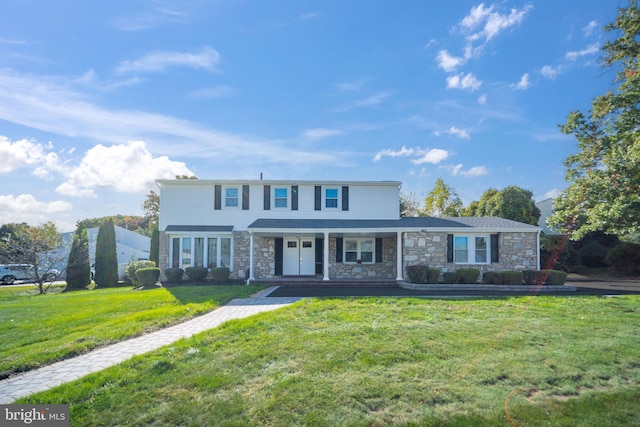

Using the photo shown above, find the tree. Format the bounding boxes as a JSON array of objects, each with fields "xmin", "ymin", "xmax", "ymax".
[
  {"xmin": 94, "ymin": 219, "xmax": 118, "ymax": 288},
  {"xmin": 149, "ymin": 226, "xmax": 159, "ymax": 265},
  {"xmin": 422, "ymin": 178, "xmax": 463, "ymax": 217},
  {"xmin": 463, "ymin": 186, "xmax": 540, "ymax": 226},
  {"xmin": 0, "ymin": 222, "xmax": 64, "ymax": 294},
  {"xmin": 142, "ymin": 190, "xmax": 160, "ymax": 229},
  {"xmin": 548, "ymin": 0, "xmax": 640, "ymax": 239},
  {"xmin": 65, "ymin": 223, "xmax": 91, "ymax": 290},
  {"xmin": 400, "ymin": 192, "xmax": 422, "ymax": 217}
]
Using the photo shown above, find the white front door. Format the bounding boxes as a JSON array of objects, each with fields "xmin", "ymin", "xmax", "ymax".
[{"xmin": 283, "ymin": 238, "xmax": 315, "ymax": 275}]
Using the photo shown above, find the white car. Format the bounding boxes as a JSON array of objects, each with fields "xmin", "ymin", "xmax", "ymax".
[{"xmin": 0, "ymin": 264, "xmax": 59, "ymax": 285}]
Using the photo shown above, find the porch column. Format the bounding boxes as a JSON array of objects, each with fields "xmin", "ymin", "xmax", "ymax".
[
  {"xmin": 247, "ymin": 232, "xmax": 255, "ymax": 284},
  {"xmin": 323, "ymin": 231, "xmax": 330, "ymax": 281},
  {"xmin": 396, "ymin": 231, "xmax": 403, "ymax": 281}
]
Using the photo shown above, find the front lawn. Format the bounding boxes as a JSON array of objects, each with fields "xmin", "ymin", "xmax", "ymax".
[
  {"xmin": 0, "ymin": 284, "xmax": 267, "ymax": 378},
  {"xmin": 21, "ymin": 296, "xmax": 640, "ymax": 426}
]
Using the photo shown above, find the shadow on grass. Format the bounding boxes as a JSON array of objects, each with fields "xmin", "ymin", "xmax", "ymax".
[{"xmin": 164, "ymin": 282, "xmax": 267, "ymax": 305}]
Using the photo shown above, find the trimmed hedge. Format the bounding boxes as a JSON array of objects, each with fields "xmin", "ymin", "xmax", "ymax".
[
  {"xmin": 164, "ymin": 268, "xmax": 184, "ymax": 283},
  {"xmin": 500, "ymin": 271, "xmax": 523, "ymax": 285},
  {"xmin": 544, "ymin": 270, "xmax": 567, "ymax": 285},
  {"xmin": 443, "ymin": 272, "xmax": 458, "ymax": 284},
  {"xmin": 185, "ymin": 266, "xmax": 208, "ymax": 281},
  {"xmin": 482, "ymin": 271, "xmax": 501, "ymax": 284},
  {"xmin": 456, "ymin": 268, "xmax": 480, "ymax": 284},
  {"xmin": 126, "ymin": 260, "xmax": 157, "ymax": 286},
  {"xmin": 211, "ymin": 267, "xmax": 230, "ymax": 282},
  {"xmin": 405, "ymin": 265, "xmax": 440, "ymax": 284},
  {"xmin": 523, "ymin": 270, "xmax": 546, "ymax": 285},
  {"xmin": 135, "ymin": 267, "xmax": 160, "ymax": 287}
]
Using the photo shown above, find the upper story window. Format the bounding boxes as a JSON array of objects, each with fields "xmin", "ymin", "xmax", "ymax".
[
  {"xmin": 325, "ymin": 188, "xmax": 338, "ymax": 208},
  {"xmin": 274, "ymin": 188, "xmax": 288, "ymax": 208},
  {"xmin": 225, "ymin": 187, "xmax": 239, "ymax": 207}
]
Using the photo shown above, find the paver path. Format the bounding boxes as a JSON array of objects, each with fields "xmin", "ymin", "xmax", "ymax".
[{"xmin": 0, "ymin": 296, "xmax": 301, "ymax": 404}]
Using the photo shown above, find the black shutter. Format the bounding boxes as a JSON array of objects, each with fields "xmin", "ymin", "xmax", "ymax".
[
  {"xmin": 275, "ymin": 238, "xmax": 283, "ymax": 276},
  {"xmin": 447, "ymin": 234, "xmax": 454, "ymax": 263},
  {"xmin": 342, "ymin": 186, "xmax": 349, "ymax": 211},
  {"xmin": 292, "ymin": 186, "xmax": 299, "ymax": 211},
  {"xmin": 375, "ymin": 238, "xmax": 383, "ymax": 263},
  {"xmin": 315, "ymin": 238, "xmax": 323, "ymax": 274},
  {"xmin": 336, "ymin": 237, "xmax": 343, "ymax": 263},
  {"xmin": 263, "ymin": 185, "xmax": 271, "ymax": 210},
  {"xmin": 242, "ymin": 185, "xmax": 250, "ymax": 210},
  {"xmin": 214, "ymin": 185, "xmax": 222, "ymax": 210},
  {"xmin": 315, "ymin": 186, "xmax": 322, "ymax": 211},
  {"xmin": 491, "ymin": 234, "xmax": 499, "ymax": 263}
]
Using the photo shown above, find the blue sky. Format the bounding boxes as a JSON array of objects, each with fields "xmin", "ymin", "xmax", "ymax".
[{"xmin": 0, "ymin": 0, "xmax": 622, "ymax": 231}]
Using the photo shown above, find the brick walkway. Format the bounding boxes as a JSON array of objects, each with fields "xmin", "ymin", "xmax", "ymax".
[{"xmin": 0, "ymin": 295, "xmax": 301, "ymax": 404}]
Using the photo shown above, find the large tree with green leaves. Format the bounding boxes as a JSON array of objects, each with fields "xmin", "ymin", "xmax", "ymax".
[
  {"xmin": 65, "ymin": 223, "xmax": 91, "ymax": 290},
  {"xmin": 94, "ymin": 219, "xmax": 118, "ymax": 288},
  {"xmin": 422, "ymin": 178, "xmax": 463, "ymax": 217},
  {"xmin": 548, "ymin": 0, "xmax": 640, "ymax": 239},
  {"xmin": 464, "ymin": 186, "xmax": 540, "ymax": 226}
]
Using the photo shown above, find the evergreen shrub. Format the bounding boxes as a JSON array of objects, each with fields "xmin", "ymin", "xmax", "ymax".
[
  {"xmin": 500, "ymin": 271, "xmax": 523, "ymax": 285},
  {"xmin": 482, "ymin": 271, "xmax": 501, "ymax": 284},
  {"xmin": 523, "ymin": 270, "xmax": 545, "ymax": 285},
  {"xmin": 405, "ymin": 265, "xmax": 440, "ymax": 283},
  {"xmin": 135, "ymin": 267, "xmax": 160, "ymax": 287},
  {"xmin": 456, "ymin": 268, "xmax": 480, "ymax": 284},
  {"xmin": 185, "ymin": 266, "xmax": 208, "ymax": 281},
  {"xmin": 605, "ymin": 243, "xmax": 640, "ymax": 275},
  {"xmin": 543, "ymin": 270, "xmax": 568, "ymax": 285},
  {"xmin": 164, "ymin": 268, "xmax": 184, "ymax": 283},
  {"xmin": 126, "ymin": 260, "xmax": 157, "ymax": 286},
  {"xmin": 211, "ymin": 267, "xmax": 230, "ymax": 282},
  {"xmin": 443, "ymin": 272, "xmax": 458, "ymax": 284}
]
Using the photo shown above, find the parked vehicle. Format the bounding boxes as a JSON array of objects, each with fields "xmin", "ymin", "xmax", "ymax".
[{"xmin": 0, "ymin": 264, "xmax": 60, "ymax": 285}]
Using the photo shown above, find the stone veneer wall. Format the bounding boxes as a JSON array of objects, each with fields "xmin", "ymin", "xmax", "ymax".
[
  {"xmin": 329, "ymin": 237, "xmax": 396, "ymax": 279},
  {"xmin": 402, "ymin": 231, "xmax": 538, "ymax": 278}
]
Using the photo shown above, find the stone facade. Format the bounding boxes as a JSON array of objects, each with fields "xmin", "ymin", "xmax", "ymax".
[
  {"xmin": 329, "ymin": 237, "xmax": 396, "ymax": 279},
  {"xmin": 402, "ymin": 231, "xmax": 538, "ymax": 279}
]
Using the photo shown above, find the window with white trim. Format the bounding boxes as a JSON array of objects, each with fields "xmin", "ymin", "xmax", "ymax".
[
  {"xmin": 274, "ymin": 188, "xmax": 288, "ymax": 208},
  {"xmin": 454, "ymin": 235, "xmax": 490, "ymax": 264},
  {"xmin": 225, "ymin": 187, "xmax": 239, "ymax": 207},
  {"xmin": 169, "ymin": 236, "xmax": 233, "ymax": 270},
  {"xmin": 344, "ymin": 238, "xmax": 374, "ymax": 264},
  {"xmin": 325, "ymin": 188, "xmax": 338, "ymax": 208}
]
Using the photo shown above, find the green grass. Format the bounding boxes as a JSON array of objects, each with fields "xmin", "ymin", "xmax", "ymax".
[
  {"xmin": 19, "ymin": 296, "xmax": 640, "ymax": 426},
  {"xmin": 0, "ymin": 284, "xmax": 267, "ymax": 378}
]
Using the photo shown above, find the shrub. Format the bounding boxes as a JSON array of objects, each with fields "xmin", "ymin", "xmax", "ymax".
[
  {"xmin": 543, "ymin": 270, "xmax": 567, "ymax": 285},
  {"xmin": 126, "ymin": 260, "xmax": 157, "ymax": 287},
  {"xmin": 578, "ymin": 240, "xmax": 609, "ymax": 268},
  {"xmin": 405, "ymin": 265, "xmax": 429, "ymax": 284},
  {"xmin": 443, "ymin": 272, "xmax": 458, "ymax": 284},
  {"xmin": 135, "ymin": 267, "xmax": 160, "ymax": 287},
  {"xmin": 523, "ymin": 270, "xmax": 545, "ymax": 285},
  {"xmin": 500, "ymin": 271, "xmax": 523, "ymax": 285},
  {"xmin": 456, "ymin": 268, "xmax": 480, "ymax": 284},
  {"xmin": 211, "ymin": 267, "xmax": 230, "ymax": 282},
  {"xmin": 605, "ymin": 242, "xmax": 640, "ymax": 275},
  {"xmin": 94, "ymin": 219, "xmax": 118, "ymax": 288},
  {"xmin": 185, "ymin": 266, "xmax": 208, "ymax": 281},
  {"xmin": 164, "ymin": 268, "xmax": 184, "ymax": 283},
  {"xmin": 482, "ymin": 271, "xmax": 501, "ymax": 284},
  {"xmin": 427, "ymin": 268, "xmax": 441, "ymax": 284}
]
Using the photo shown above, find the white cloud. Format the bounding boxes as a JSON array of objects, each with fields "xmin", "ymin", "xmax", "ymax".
[
  {"xmin": 565, "ymin": 43, "xmax": 600, "ymax": 61},
  {"xmin": 115, "ymin": 47, "xmax": 220, "ymax": 74},
  {"xmin": 436, "ymin": 50, "xmax": 465, "ymax": 72},
  {"xmin": 541, "ymin": 65, "xmax": 560, "ymax": 79},
  {"xmin": 411, "ymin": 148, "xmax": 449, "ymax": 165},
  {"xmin": 582, "ymin": 20, "xmax": 599, "ymax": 37},
  {"xmin": 373, "ymin": 145, "xmax": 415, "ymax": 161},
  {"xmin": 55, "ymin": 141, "xmax": 194, "ymax": 197},
  {"xmin": 434, "ymin": 127, "xmax": 470, "ymax": 139},
  {"xmin": 0, "ymin": 194, "xmax": 73, "ymax": 225},
  {"xmin": 450, "ymin": 164, "xmax": 488, "ymax": 177},
  {"xmin": 304, "ymin": 128, "xmax": 343, "ymax": 140},
  {"xmin": 446, "ymin": 73, "xmax": 482, "ymax": 91},
  {"xmin": 333, "ymin": 91, "xmax": 393, "ymax": 112},
  {"xmin": 461, "ymin": 4, "xmax": 533, "ymax": 43},
  {"xmin": 189, "ymin": 85, "xmax": 236, "ymax": 99},
  {"xmin": 0, "ymin": 136, "xmax": 61, "ymax": 176},
  {"xmin": 477, "ymin": 94, "xmax": 487, "ymax": 104},
  {"xmin": 542, "ymin": 188, "xmax": 562, "ymax": 200},
  {"xmin": 512, "ymin": 73, "xmax": 531, "ymax": 90}
]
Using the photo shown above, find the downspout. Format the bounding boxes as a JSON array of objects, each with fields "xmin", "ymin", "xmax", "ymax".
[{"xmin": 536, "ymin": 230, "xmax": 541, "ymax": 271}]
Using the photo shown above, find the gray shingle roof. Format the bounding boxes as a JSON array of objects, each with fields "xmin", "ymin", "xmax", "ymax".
[{"xmin": 165, "ymin": 225, "xmax": 233, "ymax": 232}]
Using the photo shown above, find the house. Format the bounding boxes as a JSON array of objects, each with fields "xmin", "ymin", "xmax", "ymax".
[
  {"xmin": 46, "ymin": 225, "xmax": 151, "ymax": 279},
  {"xmin": 157, "ymin": 179, "xmax": 540, "ymax": 282},
  {"xmin": 535, "ymin": 198, "xmax": 563, "ymax": 235}
]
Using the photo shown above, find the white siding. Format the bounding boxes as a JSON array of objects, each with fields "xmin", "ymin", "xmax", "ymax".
[{"xmin": 159, "ymin": 181, "xmax": 400, "ymax": 231}]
